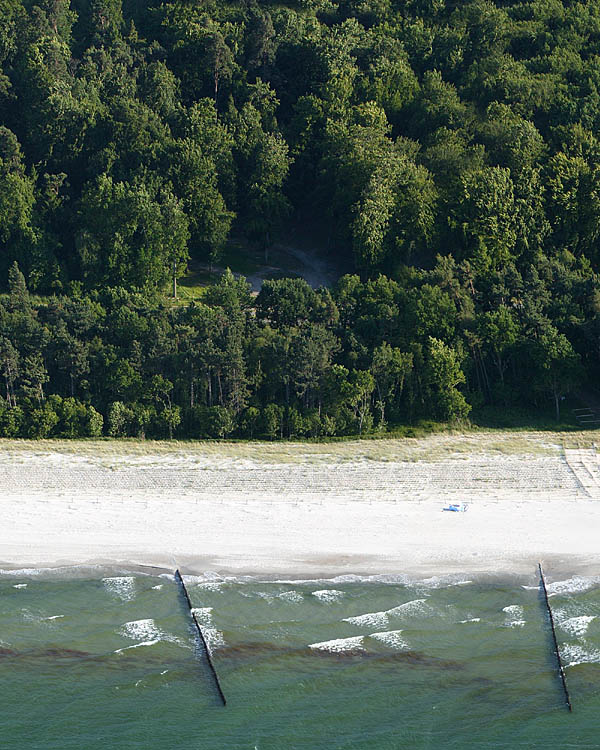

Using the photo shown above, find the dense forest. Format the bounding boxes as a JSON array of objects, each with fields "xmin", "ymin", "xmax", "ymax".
[{"xmin": 0, "ymin": 0, "xmax": 599, "ymax": 438}]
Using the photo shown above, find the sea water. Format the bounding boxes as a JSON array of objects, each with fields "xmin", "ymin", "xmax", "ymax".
[{"xmin": 1, "ymin": 568, "xmax": 600, "ymax": 749}]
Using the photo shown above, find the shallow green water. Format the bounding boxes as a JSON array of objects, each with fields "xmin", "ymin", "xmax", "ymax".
[{"xmin": 1, "ymin": 568, "xmax": 600, "ymax": 749}]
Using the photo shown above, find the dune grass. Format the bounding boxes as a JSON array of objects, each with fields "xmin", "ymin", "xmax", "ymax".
[{"xmin": 0, "ymin": 429, "xmax": 590, "ymax": 464}]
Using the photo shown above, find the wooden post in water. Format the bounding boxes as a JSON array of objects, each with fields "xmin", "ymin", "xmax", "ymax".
[
  {"xmin": 175, "ymin": 568, "xmax": 227, "ymax": 706},
  {"xmin": 538, "ymin": 562, "xmax": 572, "ymax": 712}
]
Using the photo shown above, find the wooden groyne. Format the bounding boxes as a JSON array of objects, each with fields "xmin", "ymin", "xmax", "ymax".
[
  {"xmin": 538, "ymin": 563, "xmax": 572, "ymax": 712},
  {"xmin": 175, "ymin": 568, "xmax": 227, "ymax": 706}
]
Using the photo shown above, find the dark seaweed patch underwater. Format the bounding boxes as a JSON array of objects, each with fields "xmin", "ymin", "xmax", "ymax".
[{"xmin": 1, "ymin": 569, "xmax": 600, "ymax": 749}]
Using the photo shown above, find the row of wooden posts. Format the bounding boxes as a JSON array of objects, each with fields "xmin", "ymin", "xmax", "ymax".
[{"xmin": 176, "ymin": 564, "xmax": 573, "ymax": 711}]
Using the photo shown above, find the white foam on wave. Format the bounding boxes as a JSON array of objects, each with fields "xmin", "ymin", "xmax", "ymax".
[
  {"xmin": 369, "ymin": 630, "xmax": 408, "ymax": 650},
  {"xmin": 191, "ymin": 607, "xmax": 214, "ymax": 627},
  {"xmin": 559, "ymin": 615, "xmax": 596, "ymax": 638},
  {"xmin": 312, "ymin": 589, "xmax": 345, "ymax": 603},
  {"xmin": 121, "ymin": 618, "xmax": 163, "ymax": 641},
  {"xmin": 196, "ymin": 581, "xmax": 225, "ymax": 592},
  {"xmin": 502, "ymin": 604, "xmax": 524, "ymax": 617},
  {"xmin": 562, "ymin": 643, "xmax": 600, "ymax": 668},
  {"xmin": 503, "ymin": 604, "xmax": 525, "ymax": 627},
  {"xmin": 278, "ymin": 590, "xmax": 304, "ymax": 603},
  {"xmin": 390, "ymin": 599, "xmax": 428, "ymax": 616},
  {"xmin": 419, "ymin": 575, "xmax": 473, "ymax": 589},
  {"xmin": 271, "ymin": 572, "xmax": 435, "ymax": 587},
  {"xmin": 343, "ymin": 599, "xmax": 428, "ymax": 629},
  {"xmin": 256, "ymin": 591, "xmax": 274, "ymax": 602},
  {"xmin": 344, "ymin": 610, "xmax": 389, "ymax": 629},
  {"xmin": 115, "ymin": 640, "xmax": 161, "ymax": 653},
  {"xmin": 201, "ymin": 627, "xmax": 225, "ymax": 653},
  {"xmin": 253, "ymin": 589, "xmax": 304, "ymax": 604},
  {"xmin": 309, "ymin": 636, "xmax": 365, "ymax": 653},
  {"xmin": 179, "ymin": 572, "xmax": 226, "ymax": 589},
  {"xmin": 553, "ymin": 603, "xmax": 582, "ymax": 623},
  {"xmin": 459, "ymin": 618, "xmax": 481, "ymax": 624},
  {"xmin": 1, "ymin": 567, "xmax": 42, "ymax": 577},
  {"xmin": 193, "ymin": 570, "xmax": 498, "ymax": 590},
  {"xmin": 1, "ymin": 564, "xmax": 123, "ymax": 580},
  {"xmin": 13, "ymin": 584, "xmax": 27, "ymax": 589},
  {"xmin": 173, "ymin": 572, "xmax": 229, "ymax": 591},
  {"xmin": 191, "ymin": 607, "xmax": 225, "ymax": 652},
  {"xmin": 22, "ymin": 608, "xmax": 64, "ymax": 624},
  {"xmin": 151, "ymin": 584, "xmax": 163, "ymax": 590},
  {"xmin": 116, "ymin": 616, "xmax": 187, "ymax": 653},
  {"xmin": 103, "ymin": 576, "xmax": 135, "ymax": 601},
  {"xmin": 546, "ymin": 576, "xmax": 600, "ymax": 596},
  {"xmin": 272, "ymin": 574, "xmax": 399, "ymax": 585}
]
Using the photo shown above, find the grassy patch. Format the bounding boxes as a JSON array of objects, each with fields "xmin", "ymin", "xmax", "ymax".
[
  {"xmin": 218, "ymin": 241, "xmax": 264, "ymax": 276},
  {"xmin": 172, "ymin": 241, "xmax": 270, "ymax": 305},
  {"xmin": 469, "ymin": 400, "xmax": 585, "ymax": 432},
  {"xmin": 172, "ymin": 268, "xmax": 215, "ymax": 304},
  {"xmin": 0, "ymin": 429, "xmax": 575, "ymax": 463}
]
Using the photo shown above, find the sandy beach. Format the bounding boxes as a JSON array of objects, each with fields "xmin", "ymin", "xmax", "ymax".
[{"xmin": 1, "ymin": 432, "xmax": 599, "ymax": 578}]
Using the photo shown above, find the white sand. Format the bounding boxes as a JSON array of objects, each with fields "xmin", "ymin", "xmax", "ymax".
[{"xmin": 0, "ymin": 434, "xmax": 599, "ymax": 577}]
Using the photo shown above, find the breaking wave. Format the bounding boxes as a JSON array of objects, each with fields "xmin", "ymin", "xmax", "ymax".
[
  {"xmin": 562, "ymin": 643, "xmax": 600, "ymax": 668},
  {"xmin": 191, "ymin": 607, "xmax": 225, "ymax": 652},
  {"xmin": 369, "ymin": 630, "xmax": 408, "ymax": 650},
  {"xmin": 312, "ymin": 589, "xmax": 345, "ymax": 603},
  {"xmin": 309, "ymin": 636, "xmax": 365, "ymax": 653},
  {"xmin": 502, "ymin": 604, "xmax": 525, "ymax": 627},
  {"xmin": 546, "ymin": 576, "xmax": 600, "ymax": 596},
  {"xmin": 558, "ymin": 615, "xmax": 596, "ymax": 638},
  {"xmin": 103, "ymin": 576, "xmax": 135, "ymax": 601}
]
